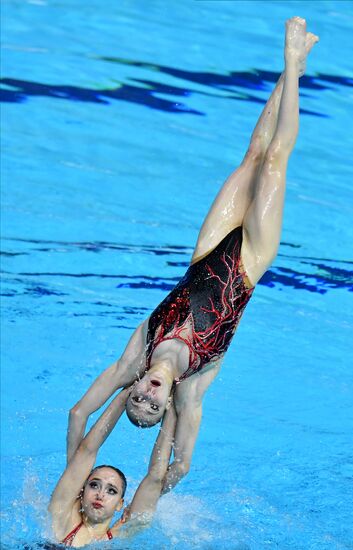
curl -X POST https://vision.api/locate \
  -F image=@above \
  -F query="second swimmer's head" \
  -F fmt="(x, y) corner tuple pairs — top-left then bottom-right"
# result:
(80, 465), (127, 523)
(125, 371), (173, 427)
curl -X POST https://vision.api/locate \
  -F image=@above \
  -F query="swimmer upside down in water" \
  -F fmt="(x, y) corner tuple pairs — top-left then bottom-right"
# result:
(49, 388), (176, 545)
(67, 18), (319, 495)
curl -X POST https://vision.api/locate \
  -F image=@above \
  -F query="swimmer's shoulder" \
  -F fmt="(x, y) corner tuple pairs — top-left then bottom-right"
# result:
(175, 359), (222, 407)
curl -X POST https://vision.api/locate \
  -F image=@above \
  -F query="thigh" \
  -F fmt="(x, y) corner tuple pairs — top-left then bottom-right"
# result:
(191, 152), (261, 263)
(241, 145), (289, 285)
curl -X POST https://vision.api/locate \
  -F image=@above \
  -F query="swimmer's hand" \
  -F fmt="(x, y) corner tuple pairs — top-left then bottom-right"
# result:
(67, 386), (132, 464)
(161, 460), (189, 494)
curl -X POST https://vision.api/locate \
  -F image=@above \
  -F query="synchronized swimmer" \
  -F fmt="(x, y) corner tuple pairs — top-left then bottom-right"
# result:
(50, 17), (318, 546)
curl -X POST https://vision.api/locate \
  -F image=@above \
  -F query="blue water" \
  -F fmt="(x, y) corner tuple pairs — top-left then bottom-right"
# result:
(1, 1), (353, 548)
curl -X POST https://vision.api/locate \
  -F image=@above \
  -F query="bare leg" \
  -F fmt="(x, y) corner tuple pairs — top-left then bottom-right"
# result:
(242, 18), (319, 286)
(192, 28), (318, 264)
(191, 76), (284, 263)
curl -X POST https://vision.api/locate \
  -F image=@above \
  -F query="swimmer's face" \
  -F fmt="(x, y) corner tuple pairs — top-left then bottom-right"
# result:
(125, 373), (172, 427)
(81, 467), (124, 522)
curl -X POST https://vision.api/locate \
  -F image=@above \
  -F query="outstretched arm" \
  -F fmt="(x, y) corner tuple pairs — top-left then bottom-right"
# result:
(162, 363), (220, 494)
(50, 388), (131, 540)
(161, 397), (201, 494)
(114, 403), (177, 531)
(67, 322), (147, 463)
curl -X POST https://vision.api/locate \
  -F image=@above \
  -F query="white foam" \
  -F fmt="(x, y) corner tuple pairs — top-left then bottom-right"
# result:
(156, 493), (217, 545)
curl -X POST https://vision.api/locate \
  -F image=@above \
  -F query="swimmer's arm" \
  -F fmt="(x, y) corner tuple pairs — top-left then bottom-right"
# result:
(49, 388), (130, 539)
(161, 399), (202, 494)
(162, 364), (220, 494)
(67, 322), (147, 463)
(112, 404), (176, 532)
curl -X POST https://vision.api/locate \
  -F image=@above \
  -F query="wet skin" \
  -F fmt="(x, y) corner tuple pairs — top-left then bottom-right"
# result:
(126, 372), (172, 423)
(81, 467), (124, 523)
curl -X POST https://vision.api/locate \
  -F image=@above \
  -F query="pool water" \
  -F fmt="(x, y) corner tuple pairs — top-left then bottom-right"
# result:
(1, 1), (353, 549)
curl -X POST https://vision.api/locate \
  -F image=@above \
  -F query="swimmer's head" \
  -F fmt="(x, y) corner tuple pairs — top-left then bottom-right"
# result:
(80, 465), (127, 522)
(125, 370), (173, 428)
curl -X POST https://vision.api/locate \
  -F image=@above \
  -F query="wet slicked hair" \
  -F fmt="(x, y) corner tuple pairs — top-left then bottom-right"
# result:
(88, 465), (127, 498)
(125, 404), (162, 428)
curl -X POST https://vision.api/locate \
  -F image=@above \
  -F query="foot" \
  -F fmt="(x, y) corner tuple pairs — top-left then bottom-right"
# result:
(285, 17), (307, 71)
(299, 31), (319, 76)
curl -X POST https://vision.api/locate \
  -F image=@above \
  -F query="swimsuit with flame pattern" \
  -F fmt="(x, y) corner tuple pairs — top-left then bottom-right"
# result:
(146, 226), (254, 382)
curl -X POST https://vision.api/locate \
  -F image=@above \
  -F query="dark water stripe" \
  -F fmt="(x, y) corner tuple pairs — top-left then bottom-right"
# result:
(300, 260), (353, 279)
(167, 255), (353, 268)
(96, 58), (353, 91)
(92, 302), (150, 312)
(2, 239), (352, 294)
(0, 75), (326, 117)
(0, 251), (29, 257)
(272, 266), (353, 292)
(1, 271), (181, 282)
(0, 77), (201, 114)
(1, 237), (192, 256)
(6, 237), (352, 264)
(24, 286), (68, 296)
(116, 281), (175, 291)
(278, 254), (353, 265)
(2, 264), (352, 294)
(278, 241), (301, 249)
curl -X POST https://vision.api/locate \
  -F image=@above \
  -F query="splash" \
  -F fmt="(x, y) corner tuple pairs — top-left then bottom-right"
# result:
(1, 459), (54, 548)
(156, 493), (217, 546)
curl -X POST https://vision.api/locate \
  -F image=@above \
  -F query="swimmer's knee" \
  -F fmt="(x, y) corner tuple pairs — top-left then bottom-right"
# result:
(263, 138), (292, 168)
(246, 138), (264, 164)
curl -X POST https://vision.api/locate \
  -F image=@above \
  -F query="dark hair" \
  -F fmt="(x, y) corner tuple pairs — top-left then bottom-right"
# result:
(89, 465), (127, 498)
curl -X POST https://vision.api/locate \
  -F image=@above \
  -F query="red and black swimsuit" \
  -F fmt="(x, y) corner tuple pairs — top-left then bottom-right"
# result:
(146, 226), (254, 381)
